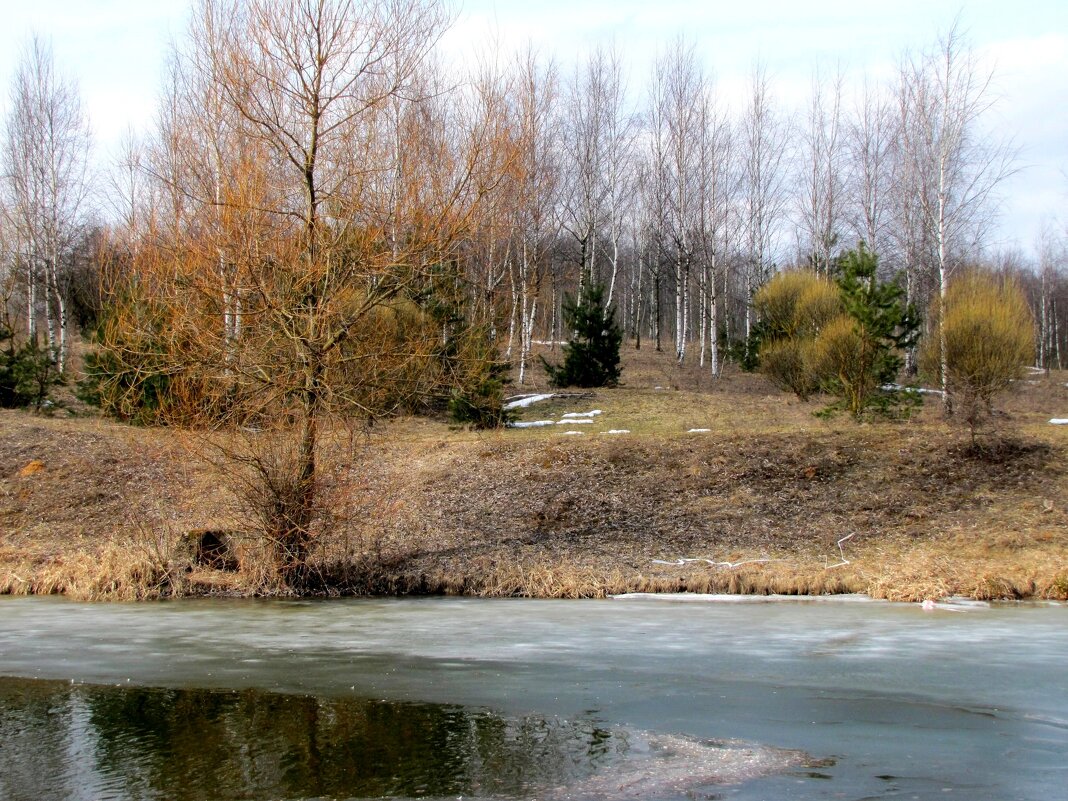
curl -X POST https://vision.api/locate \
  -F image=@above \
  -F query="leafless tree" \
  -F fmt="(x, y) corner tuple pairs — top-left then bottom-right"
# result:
(1, 35), (92, 371)
(739, 62), (791, 343)
(508, 47), (560, 384)
(898, 22), (1017, 405)
(845, 79), (895, 268)
(120, 0), (510, 579)
(692, 77), (733, 375)
(796, 65), (845, 273)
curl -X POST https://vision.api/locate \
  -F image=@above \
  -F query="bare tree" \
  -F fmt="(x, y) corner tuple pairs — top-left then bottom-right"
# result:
(1, 35), (92, 371)
(899, 22), (1017, 406)
(508, 47), (560, 385)
(693, 79), (733, 375)
(796, 66), (845, 273)
(846, 79), (895, 267)
(649, 39), (706, 364)
(739, 62), (791, 344)
(117, 0), (508, 580)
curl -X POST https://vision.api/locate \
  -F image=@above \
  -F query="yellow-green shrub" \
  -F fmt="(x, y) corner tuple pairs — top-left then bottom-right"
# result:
(754, 270), (842, 340)
(755, 270), (842, 398)
(808, 315), (871, 417)
(926, 271), (1033, 429)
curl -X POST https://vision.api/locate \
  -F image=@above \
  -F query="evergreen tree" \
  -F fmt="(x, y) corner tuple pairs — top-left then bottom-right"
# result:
(0, 324), (63, 411)
(810, 243), (920, 416)
(542, 282), (622, 388)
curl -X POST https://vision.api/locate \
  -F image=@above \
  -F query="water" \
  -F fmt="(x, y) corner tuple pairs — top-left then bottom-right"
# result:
(0, 595), (1065, 800)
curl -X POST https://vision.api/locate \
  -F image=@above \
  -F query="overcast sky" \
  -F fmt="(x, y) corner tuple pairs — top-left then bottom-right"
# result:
(2, 0), (1065, 257)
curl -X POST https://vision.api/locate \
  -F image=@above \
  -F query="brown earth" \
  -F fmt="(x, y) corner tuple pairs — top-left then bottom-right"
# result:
(2, 346), (1067, 602)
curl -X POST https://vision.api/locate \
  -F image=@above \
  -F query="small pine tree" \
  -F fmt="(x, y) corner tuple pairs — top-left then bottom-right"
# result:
(812, 243), (920, 417)
(0, 325), (64, 412)
(542, 282), (622, 388)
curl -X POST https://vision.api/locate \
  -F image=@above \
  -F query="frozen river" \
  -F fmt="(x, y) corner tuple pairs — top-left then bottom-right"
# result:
(0, 595), (1065, 800)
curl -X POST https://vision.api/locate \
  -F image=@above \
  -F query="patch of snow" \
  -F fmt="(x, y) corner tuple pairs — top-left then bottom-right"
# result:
(531, 340), (567, 346)
(611, 593), (876, 604)
(557, 418), (592, 425)
(882, 383), (945, 396)
(654, 386), (665, 390)
(1049, 419), (1068, 425)
(510, 420), (555, 428)
(602, 429), (630, 435)
(919, 598), (990, 612)
(1025, 366), (1046, 374)
(560, 430), (585, 436)
(652, 556), (783, 569)
(561, 409), (603, 418)
(504, 393), (555, 409)
(687, 428), (711, 433)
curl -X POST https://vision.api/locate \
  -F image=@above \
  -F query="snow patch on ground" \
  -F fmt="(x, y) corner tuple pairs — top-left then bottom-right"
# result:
(560, 430), (585, 436)
(504, 393), (555, 410)
(602, 429), (630, 435)
(882, 383), (945, 396)
(561, 410), (602, 418)
(1049, 419), (1068, 425)
(1025, 366), (1046, 374)
(687, 428), (711, 433)
(557, 418), (592, 425)
(511, 420), (555, 428)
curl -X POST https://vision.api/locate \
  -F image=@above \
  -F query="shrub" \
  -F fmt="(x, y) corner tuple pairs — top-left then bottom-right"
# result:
(754, 270), (842, 340)
(754, 270), (842, 398)
(760, 337), (820, 400)
(925, 271), (1033, 435)
(542, 281), (622, 388)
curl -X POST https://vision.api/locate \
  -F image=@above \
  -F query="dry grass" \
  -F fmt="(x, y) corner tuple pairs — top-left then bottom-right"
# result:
(3, 346), (1068, 602)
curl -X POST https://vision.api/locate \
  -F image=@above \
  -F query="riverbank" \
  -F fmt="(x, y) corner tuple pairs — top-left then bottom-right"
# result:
(3, 350), (1067, 602)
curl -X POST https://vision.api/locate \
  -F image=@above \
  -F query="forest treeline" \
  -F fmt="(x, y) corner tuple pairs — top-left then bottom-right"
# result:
(2, 0), (1066, 390)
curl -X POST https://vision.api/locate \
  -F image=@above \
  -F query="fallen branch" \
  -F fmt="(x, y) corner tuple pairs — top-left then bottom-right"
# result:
(824, 533), (855, 569)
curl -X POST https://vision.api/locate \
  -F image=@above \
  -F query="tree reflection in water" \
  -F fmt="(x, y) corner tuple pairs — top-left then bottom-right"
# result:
(0, 677), (625, 800)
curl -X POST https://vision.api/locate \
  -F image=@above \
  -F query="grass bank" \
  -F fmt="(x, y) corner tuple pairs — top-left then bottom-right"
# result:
(2, 347), (1067, 602)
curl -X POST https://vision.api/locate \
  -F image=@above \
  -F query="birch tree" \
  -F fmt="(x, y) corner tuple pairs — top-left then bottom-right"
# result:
(739, 63), (791, 344)
(650, 39), (704, 363)
(509, 48), (560, 384)
(796, 66), (845, 273)
(846, 80), (895, 268)
(899, 23), (1017, 406)
(1, 35), (92, 372)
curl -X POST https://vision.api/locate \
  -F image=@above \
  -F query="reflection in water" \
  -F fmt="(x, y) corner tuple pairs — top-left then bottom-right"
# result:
(0, 677), (796, 801)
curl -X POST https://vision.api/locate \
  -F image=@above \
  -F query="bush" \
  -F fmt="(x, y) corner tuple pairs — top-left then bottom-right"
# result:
(760, 337), (820, 400)
(0, 325), (63, 412)
(754, 270), (842, 398)
(753, 245), (919, 417)
(446, 335), (513, 429)
(924, 271), (1033, 434)
(542, 281), (622, 388)
(754, 270), (842, 340)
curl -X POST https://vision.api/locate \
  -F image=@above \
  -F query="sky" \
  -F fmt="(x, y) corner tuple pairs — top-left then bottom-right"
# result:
(1, 0), (1066, 257)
